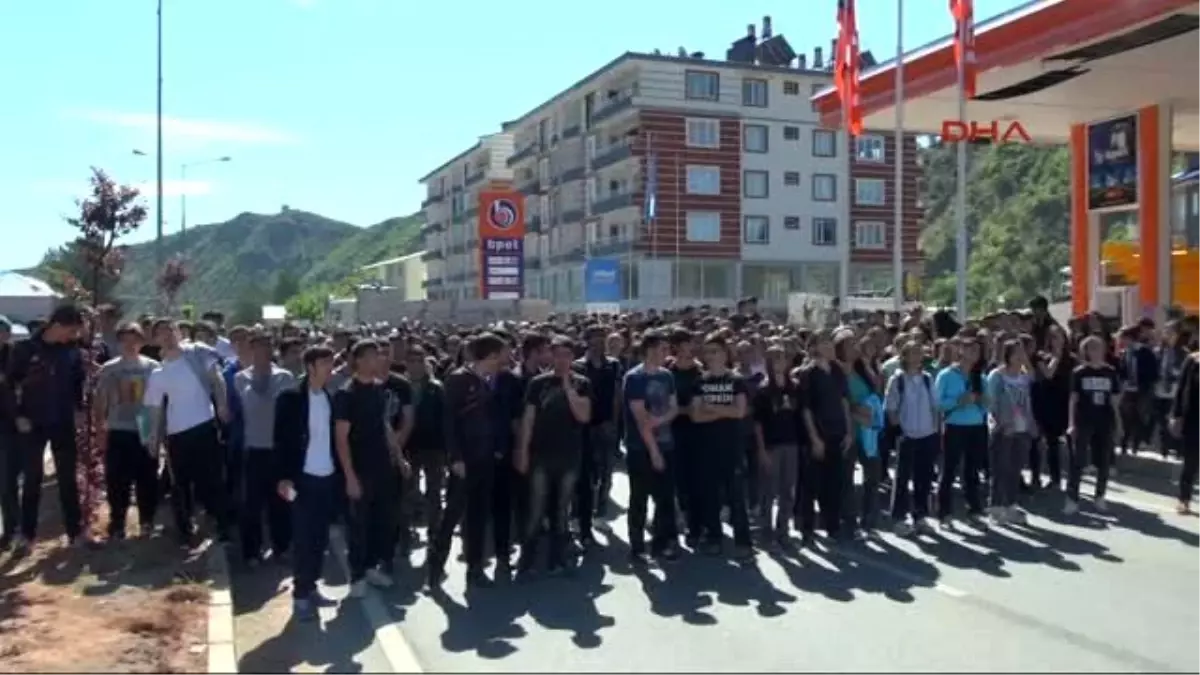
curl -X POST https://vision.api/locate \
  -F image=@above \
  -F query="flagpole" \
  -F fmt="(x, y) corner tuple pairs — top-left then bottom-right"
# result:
(954, 30), (969, 319)
(892, 0), (905, 311)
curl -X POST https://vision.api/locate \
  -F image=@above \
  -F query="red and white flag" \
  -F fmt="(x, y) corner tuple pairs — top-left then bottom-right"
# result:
(835, 0), (863, 136)
(950, 0), (977, 98)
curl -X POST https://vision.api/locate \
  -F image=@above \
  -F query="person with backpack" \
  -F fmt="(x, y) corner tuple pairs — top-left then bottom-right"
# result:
(142, 318), (232, 547)
(884, 341), (941, 536)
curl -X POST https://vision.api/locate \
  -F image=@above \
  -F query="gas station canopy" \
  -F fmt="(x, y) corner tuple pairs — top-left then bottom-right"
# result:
(812, 0), (1199, 149)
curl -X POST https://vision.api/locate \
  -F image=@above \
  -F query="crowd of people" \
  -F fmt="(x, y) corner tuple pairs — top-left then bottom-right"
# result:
(0, 296), (1196, 622)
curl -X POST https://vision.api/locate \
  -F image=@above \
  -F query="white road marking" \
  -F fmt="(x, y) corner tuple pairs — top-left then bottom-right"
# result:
(329, 530), (424, 674)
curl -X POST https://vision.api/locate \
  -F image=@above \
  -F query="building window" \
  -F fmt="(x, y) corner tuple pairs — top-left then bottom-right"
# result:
(743, 170), (769, 198)
(813, 173), (837, 201)
(810, 83), (824, 111)
(783, 125), (800, 141)
(784, 216), (801, 230)
(855, 178), (886, 206)
(686, 165), (721, 195)
(685, 70), (720, 101)
(783, 81), (800, 95)
(742, 78), (768, 107)
(686, 118), (720, 148)
(686, 211), (721, 242)
(743, 216), (770, 244)
(812, 129), (837, 157)
(856, 135), (886, 162)
(783, 171), (800, 186)
(854, 221), (887, 249)
(743, 124), (769, 153)
(813, 217), (837, 246)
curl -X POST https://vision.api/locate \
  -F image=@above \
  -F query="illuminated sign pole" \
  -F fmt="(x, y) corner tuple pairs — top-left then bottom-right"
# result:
(477, 188), (526, 301)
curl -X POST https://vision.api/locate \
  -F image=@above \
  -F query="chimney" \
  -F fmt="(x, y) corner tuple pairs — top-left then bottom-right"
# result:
(746, 23), (756, 41)
(797, 53), (807, 70)
(813, 46), (823, 69)
(762, 15), (773, 40)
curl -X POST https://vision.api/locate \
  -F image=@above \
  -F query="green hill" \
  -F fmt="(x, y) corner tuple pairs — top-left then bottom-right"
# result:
(32, 208), (424, 315)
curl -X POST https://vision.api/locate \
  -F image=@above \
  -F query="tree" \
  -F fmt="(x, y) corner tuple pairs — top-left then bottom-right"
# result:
(60, 167), (147, 306)
(157, 255), (190, 315)
(272, 269), (301, 304)
(230, 287), (267, 326)
(63, 167), (146, 537)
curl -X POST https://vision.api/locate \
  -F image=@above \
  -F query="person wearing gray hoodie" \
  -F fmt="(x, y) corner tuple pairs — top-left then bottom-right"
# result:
(985, 339), (1037, 525)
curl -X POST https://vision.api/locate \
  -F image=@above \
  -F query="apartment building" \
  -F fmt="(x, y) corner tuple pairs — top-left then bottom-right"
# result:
(849, 132), (924, 296)
(360, 251), (427, 301)
(418, 18), (923, 309)
(419, 133), (515, 299)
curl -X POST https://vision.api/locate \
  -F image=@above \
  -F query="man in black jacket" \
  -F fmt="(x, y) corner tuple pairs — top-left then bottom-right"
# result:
(426, 332), (507, 589)
(274, 345), (340, 621)
(4, 305), (86, 550)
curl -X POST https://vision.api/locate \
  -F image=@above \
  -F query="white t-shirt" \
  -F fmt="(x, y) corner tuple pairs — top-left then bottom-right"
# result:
(215, 337), (236, 363)
(143, 355), (216, 435)
(303, 390), (335, 477)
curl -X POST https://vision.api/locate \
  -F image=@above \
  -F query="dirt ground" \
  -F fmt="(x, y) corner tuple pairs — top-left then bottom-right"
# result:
(0, 475), (210, 674)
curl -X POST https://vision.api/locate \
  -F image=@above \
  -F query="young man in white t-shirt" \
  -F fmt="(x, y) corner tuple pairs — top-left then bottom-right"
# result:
(142, 319), (232, 547)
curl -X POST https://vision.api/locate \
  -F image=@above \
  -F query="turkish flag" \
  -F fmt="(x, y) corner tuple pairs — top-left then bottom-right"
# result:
(834, 0), (863, 136)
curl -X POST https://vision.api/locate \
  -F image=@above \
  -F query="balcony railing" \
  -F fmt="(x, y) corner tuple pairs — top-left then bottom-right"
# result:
(507, 143), (537, 166)
(591, 141), (633, 171)
(550, 247), (587, 266)
(588, 238), (635, 258)
(420, 193), (444, 208)
(558, 165), (585, 183)
(562, 123), (582, 140)
(420, 219), (444, 233)
(592, 192), (635, 215)
(421, 249), (444, 261)
(560, 208), (584, 224)
(465, 169), (486, 186)
(518, 176), (542, 195)
(591, 92), (635, 125)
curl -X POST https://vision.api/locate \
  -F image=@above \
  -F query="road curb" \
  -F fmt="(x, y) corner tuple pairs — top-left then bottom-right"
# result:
(205, 544), (238, 674)
(329, 529), (424, 673)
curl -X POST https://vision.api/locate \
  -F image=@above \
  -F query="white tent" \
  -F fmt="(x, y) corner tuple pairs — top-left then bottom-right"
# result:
(0, 272), (61, 323)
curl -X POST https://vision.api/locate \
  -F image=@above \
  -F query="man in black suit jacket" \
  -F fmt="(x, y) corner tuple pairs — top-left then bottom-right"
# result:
(274, 345), (340, 621)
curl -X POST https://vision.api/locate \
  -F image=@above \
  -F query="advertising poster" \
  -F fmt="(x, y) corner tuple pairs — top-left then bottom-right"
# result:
(477, 189), (525, 300)
(584, 258), (621, 314)
(1088, 115), (1138, 210)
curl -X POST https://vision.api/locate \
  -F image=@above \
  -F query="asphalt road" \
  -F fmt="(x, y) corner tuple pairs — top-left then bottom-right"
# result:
(379, 467), (1199, 673)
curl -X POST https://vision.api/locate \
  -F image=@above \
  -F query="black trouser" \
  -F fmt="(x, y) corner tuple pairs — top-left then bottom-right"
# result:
(345, 464), (399, 580)
(240, 449), (292, 560)
(523, 463), (577, 566)
(590, 421), (618, 515)
(1031, 432), (1064, 488)
(105, 429), (159, 536)
(672, 424), (695, 519)
(1179, 429), (1198, 505)
(798, 434), (844, 537)
(291, 473), (339, 600)
(223, 425), (241, 517)
(492, 455), (516, 566)
(1152, 397), (1177, 458)
(626, 446), (677, 554)
(0, 432), (15, 539)
(693, 442), (751, 547)
(166, 421), (231, 542)
(575, 430), (598, 540)
(409, 448), (446, 534)
(4, 425), (82, 541)
(939, 424), (986, 518)
(429, 457), (493, 575)
(1067, 425), (1112, 502)
(1119, 391), (1153, 452)
(890, 433), (939, 522)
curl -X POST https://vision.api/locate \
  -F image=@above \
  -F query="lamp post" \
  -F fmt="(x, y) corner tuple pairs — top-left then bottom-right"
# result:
(155, 0), (164, 278)
(180, 156), (231, 248)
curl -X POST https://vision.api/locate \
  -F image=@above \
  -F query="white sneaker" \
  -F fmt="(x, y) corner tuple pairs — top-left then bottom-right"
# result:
(1093, 497), (1108, 512)
(365, 568), (395, 589)
(349, 580), (368, 598)
(1062, 499), (1079, 515)
(1007, 506), (1026, 524)
(987, 506), (1009, 524)
(893, 521), (915, 537)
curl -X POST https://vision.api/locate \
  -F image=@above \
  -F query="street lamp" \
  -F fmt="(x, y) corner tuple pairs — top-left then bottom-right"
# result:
(180, 156), (231, 244)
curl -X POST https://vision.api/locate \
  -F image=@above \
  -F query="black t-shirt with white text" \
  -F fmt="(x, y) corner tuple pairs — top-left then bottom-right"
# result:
(1071, 363), (1119, 429)
(690, 370), (748, 457)
(753, 376), (799, 447)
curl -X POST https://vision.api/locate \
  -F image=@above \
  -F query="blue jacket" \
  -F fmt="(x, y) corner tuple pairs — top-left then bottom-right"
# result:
(858, 393), (884, 458)
(935, 364), (987, 427)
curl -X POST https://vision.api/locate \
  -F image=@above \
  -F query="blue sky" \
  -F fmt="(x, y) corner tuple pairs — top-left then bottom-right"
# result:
(0, 0), (1023, 270)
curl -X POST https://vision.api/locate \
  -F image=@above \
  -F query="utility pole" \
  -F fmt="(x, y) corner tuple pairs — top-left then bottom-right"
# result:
(154, 0), (164, 277)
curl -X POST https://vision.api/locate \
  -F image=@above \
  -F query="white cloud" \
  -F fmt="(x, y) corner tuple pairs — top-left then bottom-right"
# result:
(65, 110), (298, 145)
(30, 179), (212, 198)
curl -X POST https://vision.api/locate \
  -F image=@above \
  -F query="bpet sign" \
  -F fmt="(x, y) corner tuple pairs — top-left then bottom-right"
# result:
(1087, 115), (1138, 210)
